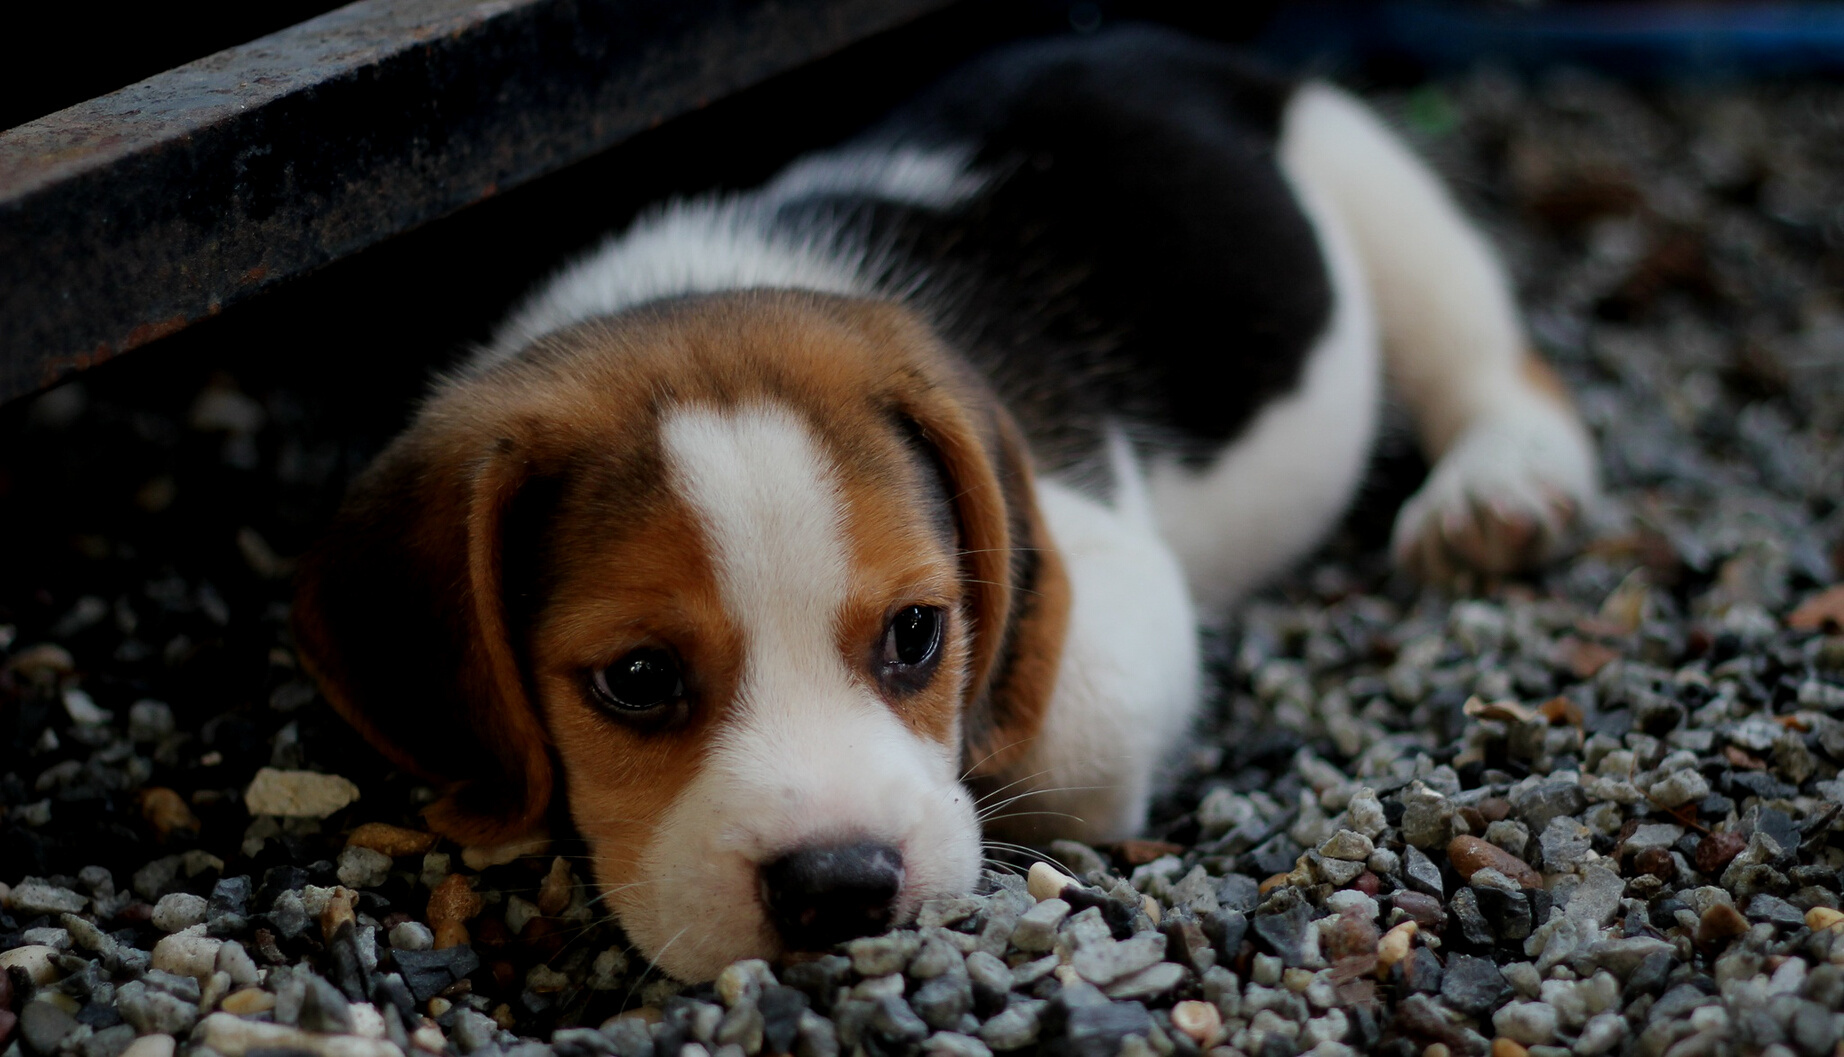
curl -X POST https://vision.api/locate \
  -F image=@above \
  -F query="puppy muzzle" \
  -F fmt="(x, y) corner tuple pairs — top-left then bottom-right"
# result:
(760, 840), (906, 950)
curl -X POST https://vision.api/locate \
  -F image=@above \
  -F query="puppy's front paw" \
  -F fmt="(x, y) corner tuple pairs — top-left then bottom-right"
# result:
(1392, 409), (1597, 587)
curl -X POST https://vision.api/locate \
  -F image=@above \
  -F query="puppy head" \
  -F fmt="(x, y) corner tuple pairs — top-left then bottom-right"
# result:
(293, 291), (1068, 980)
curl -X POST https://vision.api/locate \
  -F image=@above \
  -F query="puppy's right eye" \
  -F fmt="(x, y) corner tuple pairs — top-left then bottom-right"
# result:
(590, 648), (685, 713)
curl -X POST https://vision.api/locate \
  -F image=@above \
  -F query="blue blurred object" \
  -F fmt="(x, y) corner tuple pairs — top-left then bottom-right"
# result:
(1258, 1), (1844, 78)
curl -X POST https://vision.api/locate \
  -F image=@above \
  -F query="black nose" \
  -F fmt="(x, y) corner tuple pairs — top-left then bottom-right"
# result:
(761, 841), (905, 950)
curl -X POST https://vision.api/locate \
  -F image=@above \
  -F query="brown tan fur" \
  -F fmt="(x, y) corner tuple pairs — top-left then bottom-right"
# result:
(293, 291), (1070, 875)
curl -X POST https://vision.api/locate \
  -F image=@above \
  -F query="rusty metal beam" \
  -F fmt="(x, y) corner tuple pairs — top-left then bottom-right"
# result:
(0, 0), (958, 404)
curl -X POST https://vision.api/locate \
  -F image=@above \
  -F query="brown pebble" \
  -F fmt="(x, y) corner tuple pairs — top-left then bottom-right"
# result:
(470, 915), (514, 952)
(1558, 637), (1620, 679)
(1322, 909), (1381, 960)
(347, 822), (438, 857)
(1696, 903), (1748, 948)
(1805, 908), (1844, 932)
(1787, 583), (1844, 632)
(1351, 871), (1380, 896)
(1635, 848), (1677, 882)
(1492, 1038), (1530, 1057)
(1169, 1001), (1221, 1046)
(251, 928), (287, 966)
(1376, 921), (1418, 978)
(320, 887), (358, 942)
(1723, 746), (1767, 771)
(1393, 982), (1472, 1051)
(1259, 872), (1293, 895)
(138, 788), (201, 841)
(612, 1007), (665, 1027)
(1694, 831), (1747, 875)
(491, 1004), (517, 1031)
(1335, 978), (1376, 1006)
(1447, 836), (1542, 888)
(1478, 798), (1511, 823)
(6, 644), (75, 680)
(1328, 953), (1379, 984)
(537, 857), (573, 917)
(219, 988), (275, 1015)
(1112, 839), (1183, 866)
(489, 961), (517, 992)
(0, 1010), (15, 1050)
(1458, 807), (1488, 835)
(1463, 697), (1536, 724)
(427, 874), (483, 950)
(1392, 891), (1448, 930)
(1537, 696), (1584, 727)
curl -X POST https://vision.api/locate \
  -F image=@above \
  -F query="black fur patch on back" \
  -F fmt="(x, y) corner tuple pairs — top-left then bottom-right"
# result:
(773, 25), (1334, 474)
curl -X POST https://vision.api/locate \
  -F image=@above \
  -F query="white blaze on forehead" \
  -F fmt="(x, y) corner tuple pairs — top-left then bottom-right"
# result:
(631, 402), (981, 980)
(660, 403), (853, 674)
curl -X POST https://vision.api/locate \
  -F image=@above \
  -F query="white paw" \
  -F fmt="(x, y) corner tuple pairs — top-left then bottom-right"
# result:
(1392, 405), (1598, 586)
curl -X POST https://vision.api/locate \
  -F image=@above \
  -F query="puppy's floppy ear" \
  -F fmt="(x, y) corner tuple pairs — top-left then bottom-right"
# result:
(292, 414), (556, 845)
(892, 363), (1071, 782)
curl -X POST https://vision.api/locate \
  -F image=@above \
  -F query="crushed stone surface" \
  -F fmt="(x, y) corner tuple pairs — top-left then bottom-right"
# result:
(4, 67), (1844, 1057)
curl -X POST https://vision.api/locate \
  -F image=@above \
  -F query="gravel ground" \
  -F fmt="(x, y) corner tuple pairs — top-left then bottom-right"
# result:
(4, 66), (1844, 1057)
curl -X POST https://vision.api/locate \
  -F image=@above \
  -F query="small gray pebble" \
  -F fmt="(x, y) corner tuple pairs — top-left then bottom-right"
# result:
(795, 1011), (839, 1057)
(80, 1024), (137, 1057)
(910, 933), (965, 980)
(601, 1018), (654, 1057)
(872, 996), (930, 1043)
(216, 940), (259, 987)
(978, 1001), (1046, 1051)
(715, 1002), (764, 1054)
(20, 999), (80, 1053)
(7, 882), (87, 916)
(910, 972), (974, 1031)
(922, 1032), (993, 1057)
(21, 926), (71, 950)
(115, 979), (200, 1036)
(847, 933), (920, 978)
(268, 890), (309, 939)
(964, 951), (1012, 1014)
(453, 1009), (501, 1054)
(297, 973), (354, 1034)
(141, 970), (202, 1003)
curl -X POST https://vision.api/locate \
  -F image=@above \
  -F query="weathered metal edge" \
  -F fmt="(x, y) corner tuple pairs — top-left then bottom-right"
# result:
(0, 0), (956, 404)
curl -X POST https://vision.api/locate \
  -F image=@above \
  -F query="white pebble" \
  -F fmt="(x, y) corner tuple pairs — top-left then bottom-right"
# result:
(120, 1036), (177, 1057)
(504, 895), (540, 936)
(152, 925), (223, 980)
(152, 893), (209, 933)
(217, 941), (260, 987)
(1026, 862), (1075, 902)
(389, 921), (434, 951)
(348, 1003), (387, 1039)
(336, 846), (393, 889)
(1493, 1000), (1559, 1045)
(0, 944), (62, 985)
(195, 1011), (402, 1057)
(62, 687), (113, 726)
(243, 767), (360, 819)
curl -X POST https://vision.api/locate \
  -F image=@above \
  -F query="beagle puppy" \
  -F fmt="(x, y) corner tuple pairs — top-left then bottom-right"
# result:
(293, 27), (1597, 982)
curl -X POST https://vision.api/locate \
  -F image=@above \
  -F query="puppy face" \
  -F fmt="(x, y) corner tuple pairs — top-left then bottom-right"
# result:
(294, 292), (1068, 980)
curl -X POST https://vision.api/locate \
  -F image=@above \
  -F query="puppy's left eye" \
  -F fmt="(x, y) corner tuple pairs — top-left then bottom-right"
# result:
(590, 648), (685, 714)
(879, 605), (943, 690)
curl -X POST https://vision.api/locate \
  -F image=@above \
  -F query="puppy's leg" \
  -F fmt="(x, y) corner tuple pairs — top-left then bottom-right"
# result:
(1280, 85), (1598, 585)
